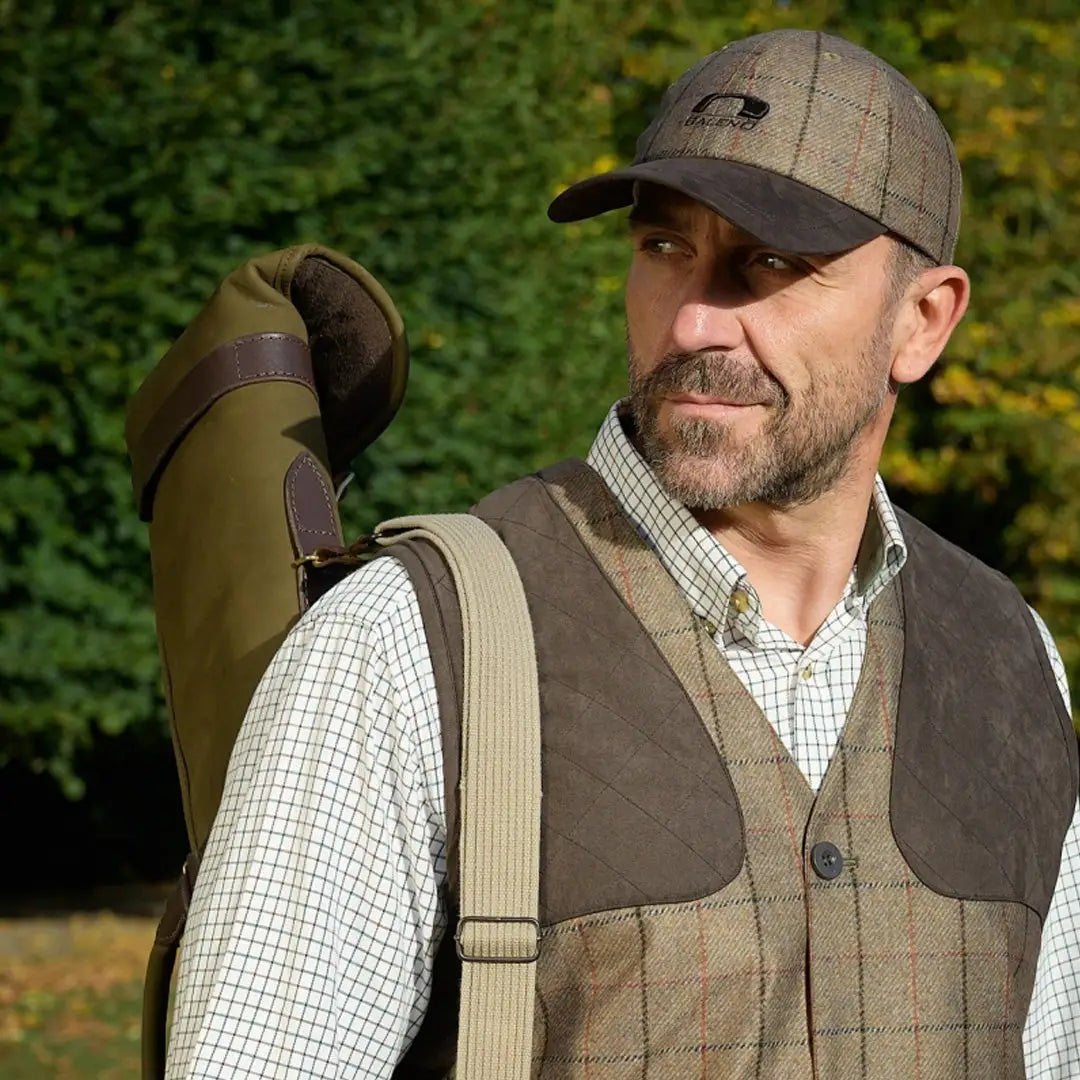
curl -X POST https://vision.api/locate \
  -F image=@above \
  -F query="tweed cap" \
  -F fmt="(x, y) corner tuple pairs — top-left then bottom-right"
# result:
(549, 30), (962, 264)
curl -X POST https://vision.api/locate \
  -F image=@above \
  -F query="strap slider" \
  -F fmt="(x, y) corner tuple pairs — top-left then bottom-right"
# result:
(454, 915), (540, 964)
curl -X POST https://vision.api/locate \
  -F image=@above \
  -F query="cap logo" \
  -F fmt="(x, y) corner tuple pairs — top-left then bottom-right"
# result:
(686, 93), (770, 131)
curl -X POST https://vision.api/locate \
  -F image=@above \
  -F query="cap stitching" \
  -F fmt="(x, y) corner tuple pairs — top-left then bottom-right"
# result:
(752, 72), (891, 123)
(879, 70), (895, 221)
(729, 49), (763, 157)
(843, 65), (879, 201)
(881, 186), (950, 230)
(941, 139), (956, 261)
(788, 31), (824, 178)
(916, 145), (929, 227)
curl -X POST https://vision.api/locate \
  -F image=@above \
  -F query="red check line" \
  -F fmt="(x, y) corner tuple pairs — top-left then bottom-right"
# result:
(577, 920), (598, 1079)
(767, 725), (803, 875)
(1001, 906), (1012, 1075)
(869, 629), (894, 754)
(844, 67), (878, 200)
(902, 865), (924, 1080)
(697, 899), (709, 1077)
(731, 52), (761, 156)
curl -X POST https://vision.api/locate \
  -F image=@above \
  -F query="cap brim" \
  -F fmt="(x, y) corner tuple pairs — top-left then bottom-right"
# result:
(548, 158), (887, 255)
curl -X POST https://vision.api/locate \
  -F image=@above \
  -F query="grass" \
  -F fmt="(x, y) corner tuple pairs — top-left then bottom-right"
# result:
(0, 913), (156, 1079)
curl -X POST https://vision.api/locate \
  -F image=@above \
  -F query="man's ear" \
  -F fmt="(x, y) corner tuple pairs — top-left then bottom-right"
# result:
(890, 265), (970, 385)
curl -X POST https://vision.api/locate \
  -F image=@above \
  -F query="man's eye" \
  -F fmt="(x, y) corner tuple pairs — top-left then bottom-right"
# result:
(640, 236), (682, 256)
(751, 252), (801, 273)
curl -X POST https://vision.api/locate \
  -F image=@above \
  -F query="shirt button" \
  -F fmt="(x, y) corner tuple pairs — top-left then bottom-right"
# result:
(730, 589), (750, 614)
(810, 841), (845, 880)
(702, 619), (718, 637)
(800, 663), (814, 680)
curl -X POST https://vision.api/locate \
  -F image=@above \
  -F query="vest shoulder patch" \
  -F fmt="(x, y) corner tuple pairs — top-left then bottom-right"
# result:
(892, 509), (1079, 920)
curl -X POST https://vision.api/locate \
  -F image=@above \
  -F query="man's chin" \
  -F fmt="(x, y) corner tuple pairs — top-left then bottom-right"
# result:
(648, 450), (756, 511)
(650, 419), (750, 465)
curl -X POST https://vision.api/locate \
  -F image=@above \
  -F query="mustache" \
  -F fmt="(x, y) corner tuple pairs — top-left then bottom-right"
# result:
(633, 351), (787, 409)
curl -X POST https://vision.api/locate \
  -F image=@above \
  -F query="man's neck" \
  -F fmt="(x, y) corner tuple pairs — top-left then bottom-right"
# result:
(693, 468), (878, 647)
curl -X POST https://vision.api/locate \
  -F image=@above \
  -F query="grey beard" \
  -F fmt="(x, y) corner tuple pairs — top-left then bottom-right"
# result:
(628, 335), (892, 511)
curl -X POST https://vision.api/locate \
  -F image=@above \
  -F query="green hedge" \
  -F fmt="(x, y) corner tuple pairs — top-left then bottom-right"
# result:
(2, 0), (1078, 797)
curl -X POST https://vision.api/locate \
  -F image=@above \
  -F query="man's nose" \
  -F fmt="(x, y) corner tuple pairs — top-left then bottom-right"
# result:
(669, 293), (747, 356)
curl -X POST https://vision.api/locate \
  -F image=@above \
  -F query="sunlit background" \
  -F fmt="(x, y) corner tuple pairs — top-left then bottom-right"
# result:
(1, 1), (1077, 1074)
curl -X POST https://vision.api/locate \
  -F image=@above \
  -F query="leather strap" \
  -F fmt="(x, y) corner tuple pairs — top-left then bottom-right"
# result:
(284, 451), (344, 611)
(132, 332), (315, 521)
(376, 514), (542, 1080)
(142, 852), (200, 1080)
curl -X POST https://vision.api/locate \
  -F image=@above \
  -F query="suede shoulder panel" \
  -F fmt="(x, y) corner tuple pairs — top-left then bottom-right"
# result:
(892, 506), (1078, 920)
(380, 468), (745, 926)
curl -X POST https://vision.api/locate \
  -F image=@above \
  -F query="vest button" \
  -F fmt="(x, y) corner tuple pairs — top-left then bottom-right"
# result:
(810, 841), (845, 880)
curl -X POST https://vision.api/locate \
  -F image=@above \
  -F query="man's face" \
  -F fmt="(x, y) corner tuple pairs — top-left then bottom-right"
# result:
(625, 186), (902, 511)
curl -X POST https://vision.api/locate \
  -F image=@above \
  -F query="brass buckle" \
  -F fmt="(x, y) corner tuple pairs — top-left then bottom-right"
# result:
(291, 534), (379, 570)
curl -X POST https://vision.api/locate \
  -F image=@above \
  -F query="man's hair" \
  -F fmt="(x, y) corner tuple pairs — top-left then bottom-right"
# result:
(882, 238), (938, 394)
(886, 237), (936, 308)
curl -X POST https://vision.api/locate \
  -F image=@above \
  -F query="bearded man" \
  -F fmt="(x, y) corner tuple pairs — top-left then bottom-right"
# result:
(166, 29), (1080, 1080)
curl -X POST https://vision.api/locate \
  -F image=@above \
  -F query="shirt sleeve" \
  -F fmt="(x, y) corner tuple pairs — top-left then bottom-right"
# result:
(165, 555), (447, 1080)
(1023, 606), (1080, 1078)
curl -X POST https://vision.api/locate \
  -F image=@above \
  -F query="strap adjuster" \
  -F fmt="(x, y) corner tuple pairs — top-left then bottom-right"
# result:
(454, 915), (540, 964)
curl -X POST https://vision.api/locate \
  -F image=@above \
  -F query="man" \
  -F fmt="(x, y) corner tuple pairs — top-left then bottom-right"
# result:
(167, 29), (1079, 1079)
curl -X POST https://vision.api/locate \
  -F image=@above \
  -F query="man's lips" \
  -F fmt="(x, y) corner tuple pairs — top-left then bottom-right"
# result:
(666, 393), (762, 409)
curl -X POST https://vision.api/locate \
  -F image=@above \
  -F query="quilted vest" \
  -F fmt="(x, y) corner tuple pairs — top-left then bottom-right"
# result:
(385, 459), (1077, 1080)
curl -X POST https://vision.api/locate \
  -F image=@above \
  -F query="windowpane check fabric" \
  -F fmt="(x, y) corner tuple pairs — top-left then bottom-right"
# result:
(167, 400), (1080, 1079)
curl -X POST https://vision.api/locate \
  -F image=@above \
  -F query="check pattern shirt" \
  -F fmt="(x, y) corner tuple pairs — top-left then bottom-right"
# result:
(168, 401), (1080, 1079)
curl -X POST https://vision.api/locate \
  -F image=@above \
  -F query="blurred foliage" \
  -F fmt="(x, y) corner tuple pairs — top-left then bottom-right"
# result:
(0, 913), (153, 1077)
(1, 0), (1078, 797)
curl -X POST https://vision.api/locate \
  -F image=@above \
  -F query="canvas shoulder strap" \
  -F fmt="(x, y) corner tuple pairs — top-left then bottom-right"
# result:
(376, 514), (542, 1080)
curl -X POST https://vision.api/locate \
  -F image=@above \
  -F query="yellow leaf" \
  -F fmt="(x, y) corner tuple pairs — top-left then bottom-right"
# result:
(1041, 302), (1080, 329)
(1042, 386), (1078, 413)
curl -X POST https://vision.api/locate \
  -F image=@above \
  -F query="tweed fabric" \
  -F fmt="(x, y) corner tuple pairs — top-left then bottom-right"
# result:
(632, 30), (959, 262)
(535, 460), (1034, 1078)
(807, 578), (1035, 1079)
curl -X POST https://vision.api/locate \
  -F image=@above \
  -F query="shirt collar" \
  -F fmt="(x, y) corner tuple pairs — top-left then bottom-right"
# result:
(584, 400), (908, 635)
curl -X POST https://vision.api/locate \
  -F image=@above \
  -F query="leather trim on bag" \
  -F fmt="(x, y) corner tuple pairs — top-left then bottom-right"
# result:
(285, 451), (344, 612)
(132, 332), (315, 521)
